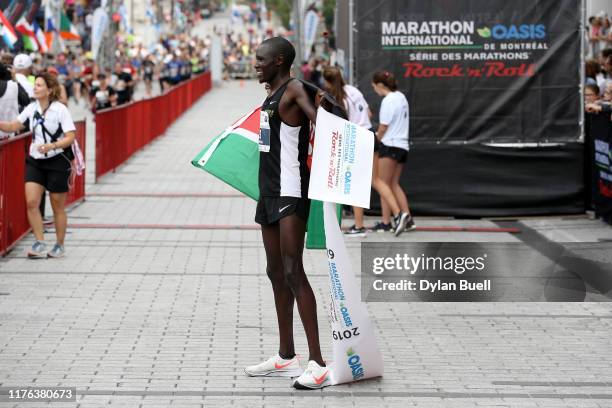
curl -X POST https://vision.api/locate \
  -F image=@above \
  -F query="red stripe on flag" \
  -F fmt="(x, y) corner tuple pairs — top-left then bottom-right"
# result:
(0, 10), (18, 37)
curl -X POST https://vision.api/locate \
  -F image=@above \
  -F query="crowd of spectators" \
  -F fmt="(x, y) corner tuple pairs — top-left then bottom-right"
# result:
(219, 25), (270, 80)
(0, 33), (210, 115)
(587, 13), (612, 59)
(584, 38), (612, 224)
(585, 47), (612, 105)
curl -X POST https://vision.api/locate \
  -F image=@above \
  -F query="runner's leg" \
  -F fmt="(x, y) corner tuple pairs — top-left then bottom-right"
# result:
(279, 214), (324, 366)
(262, 223), (296, 358)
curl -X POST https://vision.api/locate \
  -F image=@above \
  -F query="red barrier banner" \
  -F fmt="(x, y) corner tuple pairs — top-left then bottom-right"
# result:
(0, 134), (29, 256)
(95, 72), (212, 180)
(0, 121), (87, 256)
(66, 121), (87, 207)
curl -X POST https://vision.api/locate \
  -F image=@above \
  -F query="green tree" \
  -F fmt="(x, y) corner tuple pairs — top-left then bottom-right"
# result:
(322, 0), (335, 30)
(266, 0), (292, 29)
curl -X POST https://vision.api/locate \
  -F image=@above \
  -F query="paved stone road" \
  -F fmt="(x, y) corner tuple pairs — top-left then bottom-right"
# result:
(1, 76), (612, 407)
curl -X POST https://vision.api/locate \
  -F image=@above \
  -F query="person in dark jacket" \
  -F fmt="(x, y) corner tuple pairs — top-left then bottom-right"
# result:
(0, 63), (32, 113)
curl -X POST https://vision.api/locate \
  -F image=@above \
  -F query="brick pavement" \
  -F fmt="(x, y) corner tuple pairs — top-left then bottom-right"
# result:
(1, 78), (612, 407)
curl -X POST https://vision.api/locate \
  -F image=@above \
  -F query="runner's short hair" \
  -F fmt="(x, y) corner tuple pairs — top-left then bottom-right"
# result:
(262, 37), (296, 69)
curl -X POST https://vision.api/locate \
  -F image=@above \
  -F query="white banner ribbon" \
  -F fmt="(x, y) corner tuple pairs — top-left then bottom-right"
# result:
(323, 201), (384, 385)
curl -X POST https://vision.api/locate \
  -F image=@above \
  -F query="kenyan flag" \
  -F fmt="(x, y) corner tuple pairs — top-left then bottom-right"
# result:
(191, 106), (332, 249)
(192, 107), (261, 200)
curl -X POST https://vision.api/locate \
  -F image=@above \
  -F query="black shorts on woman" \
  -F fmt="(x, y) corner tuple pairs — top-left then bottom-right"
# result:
(25, 154), (72, 193)
(378, 142), (408, 163)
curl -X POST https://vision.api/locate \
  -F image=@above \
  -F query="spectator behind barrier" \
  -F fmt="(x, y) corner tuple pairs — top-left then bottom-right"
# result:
(604, 81), (612, 102)
(112, 62), (134, 105)
(584, 80), (612, 224)
(45, 67), (69, 106)
(0, 72), (78, 258)
(586, 59), (601, 85)
(89, 74), (117, 112)
(0, 63), (30, 138)
(13, 54), (34, 99)
(585, 83), (600, 105)
(586, 82), (611, 115)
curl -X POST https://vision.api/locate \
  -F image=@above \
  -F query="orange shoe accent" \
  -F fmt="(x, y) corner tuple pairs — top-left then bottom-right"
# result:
(274, 360), (294, 369)
(314, 371), (329, 385)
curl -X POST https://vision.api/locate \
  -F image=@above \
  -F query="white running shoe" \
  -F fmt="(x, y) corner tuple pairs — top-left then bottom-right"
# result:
(27, 241), (47, 259)
(292, 360), (331, 390)
(244, 354), (303, 377)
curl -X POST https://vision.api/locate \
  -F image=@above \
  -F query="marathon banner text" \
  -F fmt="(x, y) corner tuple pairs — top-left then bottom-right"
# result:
(355, 0), (581, 143)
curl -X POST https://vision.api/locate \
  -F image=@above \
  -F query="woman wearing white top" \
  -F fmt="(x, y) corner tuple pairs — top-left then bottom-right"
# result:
(322, 67), (410, 237)
(371, 70), (414, 232)
(0, 72), (76, 259)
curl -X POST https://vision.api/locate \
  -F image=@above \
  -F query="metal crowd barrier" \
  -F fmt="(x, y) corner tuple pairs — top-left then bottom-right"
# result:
(0, 121), (86, 256)
(95, 71), (212, 180)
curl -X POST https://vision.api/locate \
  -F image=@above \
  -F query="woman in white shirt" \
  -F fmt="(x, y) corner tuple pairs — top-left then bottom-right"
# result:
(0, 72), (76, 259)
(371, 70), (414, 233)
(322, 66), (410, 237)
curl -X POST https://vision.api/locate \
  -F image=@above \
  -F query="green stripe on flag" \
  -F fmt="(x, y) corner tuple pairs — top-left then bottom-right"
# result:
(22, 35), (37, 51)
(60, 12), (72, 32)
(191, 118), (339, 250)
(191, 131), (260, 200)
(305, 200), (342, 249)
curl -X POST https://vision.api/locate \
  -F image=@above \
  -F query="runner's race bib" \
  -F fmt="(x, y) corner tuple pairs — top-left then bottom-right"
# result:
(259, 110), (270, 152)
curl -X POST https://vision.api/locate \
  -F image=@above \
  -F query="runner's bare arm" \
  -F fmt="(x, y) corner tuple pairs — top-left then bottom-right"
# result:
(289, 80), (317, 123)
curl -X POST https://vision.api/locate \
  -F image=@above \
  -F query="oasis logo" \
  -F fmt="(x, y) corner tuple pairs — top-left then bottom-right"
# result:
(477, 24), (546, 40)
(346, 348), (365, 380)
(340, 302), (352, 326)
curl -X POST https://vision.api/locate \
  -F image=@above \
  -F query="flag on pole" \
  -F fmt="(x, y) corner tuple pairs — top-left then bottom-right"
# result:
(59, 11), (81, 40)
(0, 10), (18, 49)
(33, 21), (47, 53)
(45, 14), (56, 50)
(16, 17), (38, 51)
(45, 4), (66, 52)
(191, 105), (333, 249)
(15, 16), (35, 36)
(21, 35), (37, 51)
(91, 7), (108, 60)
(192, 107), (261, 200)
(191, 81), (347, 249)
(33, 20), (48, 53)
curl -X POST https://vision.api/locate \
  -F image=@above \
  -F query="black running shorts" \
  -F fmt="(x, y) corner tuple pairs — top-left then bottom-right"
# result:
(255, 196), (311, 226)
(25, 155), (72, 193)
(378, 143), (408, 163)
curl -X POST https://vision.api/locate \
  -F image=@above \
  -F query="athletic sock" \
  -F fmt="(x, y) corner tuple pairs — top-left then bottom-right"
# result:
(278, 351), (296, 360)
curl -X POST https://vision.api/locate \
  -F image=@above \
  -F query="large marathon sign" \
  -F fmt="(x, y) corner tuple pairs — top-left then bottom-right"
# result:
(355, 0), (581, 143)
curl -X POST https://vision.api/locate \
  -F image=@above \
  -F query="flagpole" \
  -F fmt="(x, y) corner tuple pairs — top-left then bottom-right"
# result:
(294, 0), (302, 79)
(57, 0), (62, 52)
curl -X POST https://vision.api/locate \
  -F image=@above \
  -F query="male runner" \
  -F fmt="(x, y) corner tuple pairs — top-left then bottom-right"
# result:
(244, 37), (329, 390)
